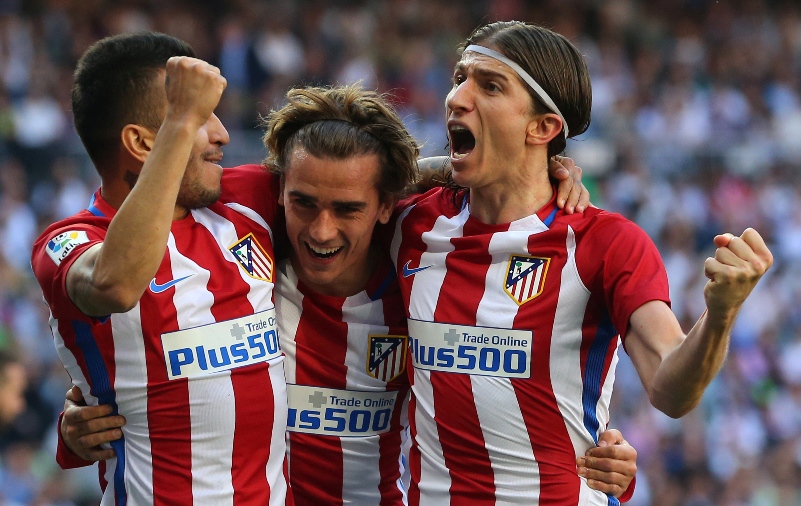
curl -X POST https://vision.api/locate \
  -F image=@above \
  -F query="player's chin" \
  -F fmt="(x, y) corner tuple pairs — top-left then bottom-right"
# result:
(180, 185), (222, 210)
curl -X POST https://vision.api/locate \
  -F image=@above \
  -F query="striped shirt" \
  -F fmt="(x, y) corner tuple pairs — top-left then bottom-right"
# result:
(32, 166), (291, 506)
(390, 188), (669, 506)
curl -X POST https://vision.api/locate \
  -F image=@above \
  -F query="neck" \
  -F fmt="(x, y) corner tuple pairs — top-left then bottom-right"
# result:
(468, 161), (553, 225)
(100, 179), (188, 221)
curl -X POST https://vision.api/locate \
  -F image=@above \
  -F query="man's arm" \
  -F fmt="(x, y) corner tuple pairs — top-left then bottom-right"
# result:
(67, 57), (227, 316)
(625, 228), (773, 417)
(415, 155), (590, 213)
(577, 429), (637, 500)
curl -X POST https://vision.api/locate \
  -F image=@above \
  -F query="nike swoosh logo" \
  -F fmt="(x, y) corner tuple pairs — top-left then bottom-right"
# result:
(402, 261), (432, 278)
(149, 275), (192, 293)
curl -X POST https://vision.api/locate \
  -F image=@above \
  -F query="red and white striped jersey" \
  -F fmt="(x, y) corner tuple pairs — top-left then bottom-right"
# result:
(31, 165), (291, 506)
(389, 188), (669, 506)
(275, 258), (411, 506)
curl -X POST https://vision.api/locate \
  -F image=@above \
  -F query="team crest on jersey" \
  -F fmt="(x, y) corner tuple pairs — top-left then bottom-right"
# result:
(504, 255), (550, 305)
(367, 335), (408, 382)
(46, 230), (90, 266)
(228, 233), (274, 282)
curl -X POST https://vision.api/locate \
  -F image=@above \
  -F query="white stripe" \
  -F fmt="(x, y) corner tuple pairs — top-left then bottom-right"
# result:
(191, 208), (274, 315)
(408, 207), (467, 320)
(110, 303), (153, 505)
(225, 202), (274, 243)
(342, 291), (388, 504)
(168, 234), (236, 504)
(549, 226), (609, 505)
(267, 363), (289, 506)
(473, 225), (542, 503)
(275, 260), (301, 492)
(50, 313), (97, 407)
(408, 370), (451, 502)
(99, 460), (118, 506)
(252, 251), (272, 276)
(404, 207), (470, 503)
(275, 260), (301, 384)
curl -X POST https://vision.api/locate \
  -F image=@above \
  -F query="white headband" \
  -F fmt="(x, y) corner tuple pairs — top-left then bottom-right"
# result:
(464, 44), (568, 140)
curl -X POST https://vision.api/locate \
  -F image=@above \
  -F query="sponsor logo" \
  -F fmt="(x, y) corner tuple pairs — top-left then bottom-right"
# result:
(402, 260), (432, 278)
(366, 335), (408, 382)
(46, 231), (90, 265)
(504, 255), (550, 305)
(162, 308), (280, 380)
(286, 384), (398, 437)
(149, 275), (192, 294)
(229, 233), (274, 282)
(408, 319), (532, 379)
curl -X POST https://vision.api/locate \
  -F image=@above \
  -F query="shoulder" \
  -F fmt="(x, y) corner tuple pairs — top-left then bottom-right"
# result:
(219, 164), (281, 224)
(396, 187), (462, 217)
(220, 164), (278, 198)
(32, 213), (108, 266)
(560, 207), (651, 246)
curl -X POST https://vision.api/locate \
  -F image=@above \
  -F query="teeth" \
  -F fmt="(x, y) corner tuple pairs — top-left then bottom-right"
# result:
(449, 125), (468, 133)
(307, 244), (343, 259)
(309, 245), (340, 255)
(451, 152), (467, 160)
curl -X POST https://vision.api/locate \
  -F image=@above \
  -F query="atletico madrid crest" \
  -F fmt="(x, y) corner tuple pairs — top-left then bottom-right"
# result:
(228, 233), (274, 282)
(367, 335), (408, 382)
(504, 255), (550, 305)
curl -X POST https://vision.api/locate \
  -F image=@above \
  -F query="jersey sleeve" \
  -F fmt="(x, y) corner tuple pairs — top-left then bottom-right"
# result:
(55, 412), (97, 469)
(219, 165), (281, 228)
(31, 222), (107, 322)
(576, 213), (670, 342)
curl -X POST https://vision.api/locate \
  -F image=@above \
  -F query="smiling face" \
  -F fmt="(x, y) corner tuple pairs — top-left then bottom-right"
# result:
(446, 50), (542, 191)
(175, 111), (229, 212)
(279, 147), (394, 297)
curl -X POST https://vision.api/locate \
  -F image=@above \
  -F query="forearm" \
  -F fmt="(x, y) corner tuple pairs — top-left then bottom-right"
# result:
(648, 309), (734, 417)
(87, 121), (196, 311)
(412, 156), (450, 192)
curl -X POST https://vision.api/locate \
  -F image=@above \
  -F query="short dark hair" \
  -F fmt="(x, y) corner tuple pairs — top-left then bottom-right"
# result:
(262, 84), (420, 201)
(72, 32), (195, 170)
(461, 21), (592, 158)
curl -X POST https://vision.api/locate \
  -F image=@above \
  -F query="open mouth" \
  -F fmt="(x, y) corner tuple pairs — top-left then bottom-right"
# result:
(305, 243), (343, 259)
(449, 124), (475, 159)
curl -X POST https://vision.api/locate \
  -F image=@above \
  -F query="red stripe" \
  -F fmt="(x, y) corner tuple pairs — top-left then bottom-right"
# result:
(231, 364), (275, 502)
(509, 232), (580, 505)
(141, 255), (193, 505)
(291, 289), (347, 505)
(215, 207), (278, 502)
(430, 217), (500, 505)
(377, 285), (410, 506)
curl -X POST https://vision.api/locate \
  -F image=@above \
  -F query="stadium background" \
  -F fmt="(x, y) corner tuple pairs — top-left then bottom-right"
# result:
(0, 0), (800, 504)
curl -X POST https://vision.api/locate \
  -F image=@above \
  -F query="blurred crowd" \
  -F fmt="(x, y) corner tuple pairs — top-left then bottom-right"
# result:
(0, 0), (800, 504)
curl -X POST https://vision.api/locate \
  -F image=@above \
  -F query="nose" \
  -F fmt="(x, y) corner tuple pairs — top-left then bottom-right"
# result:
(308, 209), (338, 244)
(446, 80), (474, 114)
(207, 113), (230, 146)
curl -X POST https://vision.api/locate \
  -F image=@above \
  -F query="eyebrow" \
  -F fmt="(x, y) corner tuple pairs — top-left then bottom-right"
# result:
(288, 190), (368, 209)
(454, 62), (512, 83)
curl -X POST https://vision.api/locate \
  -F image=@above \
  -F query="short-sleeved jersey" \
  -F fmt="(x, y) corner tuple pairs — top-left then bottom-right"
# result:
(31, 165), (291, 506)
(389, 188), (669, 506)
(275, 258), (411, 506)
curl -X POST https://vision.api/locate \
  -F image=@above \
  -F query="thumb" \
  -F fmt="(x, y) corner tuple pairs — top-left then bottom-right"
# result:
(66, 385), (86, 405)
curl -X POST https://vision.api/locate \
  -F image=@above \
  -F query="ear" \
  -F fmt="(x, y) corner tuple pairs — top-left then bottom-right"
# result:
(377, 195), (396, 225)
(525, 113), (563, 147)
(120, 124), (158, 164)
(277, 176), (286, 207)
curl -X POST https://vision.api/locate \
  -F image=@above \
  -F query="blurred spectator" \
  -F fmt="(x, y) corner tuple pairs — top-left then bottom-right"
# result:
(0, 0), (799, 504)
